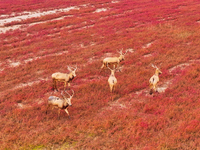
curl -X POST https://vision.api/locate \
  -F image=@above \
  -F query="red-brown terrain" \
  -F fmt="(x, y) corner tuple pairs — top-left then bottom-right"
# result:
(0, 0), (200, 149)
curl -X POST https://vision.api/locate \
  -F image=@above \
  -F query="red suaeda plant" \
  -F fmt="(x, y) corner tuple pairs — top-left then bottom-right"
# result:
(1, 0), (200, 149)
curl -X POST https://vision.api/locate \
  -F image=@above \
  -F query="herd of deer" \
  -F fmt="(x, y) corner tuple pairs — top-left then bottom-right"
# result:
(46, 49), (162, 119)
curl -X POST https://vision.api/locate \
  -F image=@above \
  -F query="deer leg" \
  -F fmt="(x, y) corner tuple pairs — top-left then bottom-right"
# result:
(149, 84), (153, 95)
(111, 90), (113, 100)
(65, 108), (70, 118)
(101, 63), (105, 69)
(113, 86), (115, 93)
(100, 63), (105, 73)
(58, 109), (61, 119)
(109, 84), (113, 93)
(117, 63), (121, 72)
(149, 89), (153, 95)
(155, 84), (159, 93)
(153, 85), (157, 92)
(52, 79), (54, 90)
(64, 82), (66, 91)
(54, 80), (58, 91)
(52, 79), (55, 91)
(46, 104), (50, 114)
(68, 83), (71, 90)
(110, 85), (114, 100)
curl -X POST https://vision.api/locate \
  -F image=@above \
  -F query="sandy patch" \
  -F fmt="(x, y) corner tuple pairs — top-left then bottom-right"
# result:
(157, 79), (173, 93)
(127, 48), (135, 53)
(143, 53), (153, 58)
(13, 78), (48, 91)
(0, 6), (79, 27)
(111, 1), (120, 3)
(16, 102), (31, 109)
(142, 41), (154, 49)
(93, 8), (109, 13)
(2, 50), (68, 71)
(169, 62), (190, 74)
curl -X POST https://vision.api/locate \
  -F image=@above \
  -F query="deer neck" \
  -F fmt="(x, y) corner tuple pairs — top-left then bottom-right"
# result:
(63, 99), (69, 106)
(110, 71), (115, 77)
(155, 72), (159, 76)
(120, 54), (125, 62)
(118, 56), (123, 61)
(155, 69), (161, 76)
(68, 72), (74, 79)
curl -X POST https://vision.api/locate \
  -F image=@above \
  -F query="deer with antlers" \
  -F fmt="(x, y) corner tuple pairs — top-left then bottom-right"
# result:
(46, 89), (74, 119)
(100, 49), (128, 72)
(52, 65), (77, 91)
(149, 64), (162, 95)
(107, 65), (118, 100)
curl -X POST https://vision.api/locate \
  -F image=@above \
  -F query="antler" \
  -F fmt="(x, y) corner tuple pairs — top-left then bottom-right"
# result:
(71, 89), (74, 97)
(61, 91), (67, 99)
(107, 65), (113, 71)
(71, 64), (77, 71)
(123, 49), (129, 55)
(64, 89), (74, 98)
(117, 48), (128, 55)
(107, 64), (116, 71)
(151, 64), (158, 69)
(67, 66), (72, 71)
(117, 49), (123, 55)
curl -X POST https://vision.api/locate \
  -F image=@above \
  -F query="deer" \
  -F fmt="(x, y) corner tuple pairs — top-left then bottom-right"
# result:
(100, 49), (128, 72)
(52, 65), (77, 91)
(107, 65), (117, 100)
(149, 64), (162, 95)
(46, 89), (74, 119)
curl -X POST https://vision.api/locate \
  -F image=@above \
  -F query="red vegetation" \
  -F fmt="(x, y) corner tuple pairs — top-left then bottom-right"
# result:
(0, 0), (200, 149)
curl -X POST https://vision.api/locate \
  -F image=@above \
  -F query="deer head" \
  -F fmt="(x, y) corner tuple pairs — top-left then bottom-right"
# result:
(117, 48), (128, 61)
(67, 64), (77, 77)
(151, 64), (162, 75)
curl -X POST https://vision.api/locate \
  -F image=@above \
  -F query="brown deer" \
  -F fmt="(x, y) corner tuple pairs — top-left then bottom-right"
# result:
(107, 65), (117, 100)
(149, 64), (162, 95)
(52, 65), (77, 91)
(100, 49), (128, 72)
(46, 89), (74, 119)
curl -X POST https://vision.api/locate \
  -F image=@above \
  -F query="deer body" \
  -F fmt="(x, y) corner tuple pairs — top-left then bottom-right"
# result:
(48, 96), (70, 109)
(100, 49), (128, 72)
(103, 56), (123, 65)
(107, 65), (117, 100)
(52, 65), (77, 91)
(149, 65), (162, 95)
(46, 90), (74, 119)
(108, 70), (117, 93)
